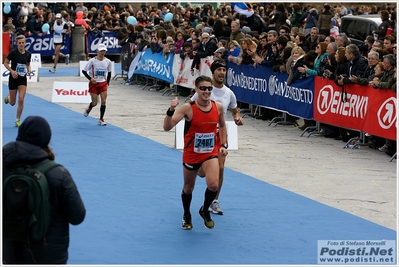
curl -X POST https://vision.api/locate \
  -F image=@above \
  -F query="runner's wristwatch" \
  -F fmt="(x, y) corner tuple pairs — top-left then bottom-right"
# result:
(221, 143), (228, 149)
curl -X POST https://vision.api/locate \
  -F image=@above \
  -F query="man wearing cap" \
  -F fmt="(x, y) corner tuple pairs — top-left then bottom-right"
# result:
(190, 59), (244, 215)
(81, 44), (112, 126)
(3, 116), (86, 263)
(49, 13), (71, 73)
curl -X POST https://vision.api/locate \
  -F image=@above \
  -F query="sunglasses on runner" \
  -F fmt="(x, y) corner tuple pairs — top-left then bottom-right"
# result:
(198, 86), (213, 91)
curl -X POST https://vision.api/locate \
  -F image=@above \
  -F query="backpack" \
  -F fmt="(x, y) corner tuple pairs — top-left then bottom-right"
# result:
(3, 161), (59, 244)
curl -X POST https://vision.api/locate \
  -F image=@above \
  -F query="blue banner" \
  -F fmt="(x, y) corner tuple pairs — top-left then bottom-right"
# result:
(87, 31), (122, 55)
(133, 50), (174, 84)
(226, 62), (314, 119)
(13, 33), (70, 56)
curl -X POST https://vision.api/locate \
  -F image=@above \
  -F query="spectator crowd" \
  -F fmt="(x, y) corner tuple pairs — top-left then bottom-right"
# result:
(3, 2), (397, 156)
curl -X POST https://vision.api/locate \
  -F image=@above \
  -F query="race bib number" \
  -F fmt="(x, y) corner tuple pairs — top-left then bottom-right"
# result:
(94, 68), (106, 78)
(194, 132), (215, 153)
(54, 31), (62, 36)
(16, 63), (27, 76)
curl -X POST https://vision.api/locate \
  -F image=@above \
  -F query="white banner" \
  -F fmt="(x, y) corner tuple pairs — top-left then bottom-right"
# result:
(52, 81), (91, 103)
(172, 56), (214, 89)
(30, 53), (42, 68)
(1, 65), (39, 83)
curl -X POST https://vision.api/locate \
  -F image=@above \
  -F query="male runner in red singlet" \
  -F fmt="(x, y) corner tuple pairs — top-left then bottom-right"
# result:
(163, 75), (228, 230)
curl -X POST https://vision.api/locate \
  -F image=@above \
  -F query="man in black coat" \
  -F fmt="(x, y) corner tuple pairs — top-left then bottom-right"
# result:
(337, 44), (368, 86)
(3, 116), (86, 264)
(26, 14), (45, 37)
(191, 32), (217, 72)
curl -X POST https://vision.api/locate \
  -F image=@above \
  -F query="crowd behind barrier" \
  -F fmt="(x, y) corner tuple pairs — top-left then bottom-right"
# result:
(124, 50), (396, 142)
(3, 2), (397, 156)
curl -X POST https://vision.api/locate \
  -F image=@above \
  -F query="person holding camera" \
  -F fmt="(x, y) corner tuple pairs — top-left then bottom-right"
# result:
(336, 44), (368, 86)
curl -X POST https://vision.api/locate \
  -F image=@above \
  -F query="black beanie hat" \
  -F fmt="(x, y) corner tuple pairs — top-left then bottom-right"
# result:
(16, 116), (52, 148)
(210, 59), (227, 74)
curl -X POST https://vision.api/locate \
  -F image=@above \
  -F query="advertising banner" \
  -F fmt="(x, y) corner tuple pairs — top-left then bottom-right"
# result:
(51, 81), (91, 103)
(13, 33), (70, 56)
(87, 31), (122, 55)
(226, 62), (314, 119)
(314, 77), (396, 140)
(133, 50), (174, 83)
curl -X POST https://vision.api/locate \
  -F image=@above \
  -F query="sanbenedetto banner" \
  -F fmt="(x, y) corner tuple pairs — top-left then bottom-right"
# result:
(314, 77), (397, 140)
(226, 62), (314, 119)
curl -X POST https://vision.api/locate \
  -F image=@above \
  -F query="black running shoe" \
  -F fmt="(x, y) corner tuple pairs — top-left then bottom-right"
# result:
(182, 214), (193, 230)
(199, 206), (214, 229)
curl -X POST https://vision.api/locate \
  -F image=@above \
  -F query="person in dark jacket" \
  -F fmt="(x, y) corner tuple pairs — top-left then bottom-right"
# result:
(373, 10), (391, 40)
(317, 5), (334, 36)
(26, 13), (45, 37)
(336, 44), (368, 86)
(3, 116), (86, 264)
(191, 32), (217, 71)
(298, 7), (319, 37)
(349, 50), (379, 86)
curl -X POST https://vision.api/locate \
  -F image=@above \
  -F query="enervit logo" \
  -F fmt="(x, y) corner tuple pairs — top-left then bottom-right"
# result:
(317, 85), (334, 115)
(317, 85), (368, 118)
(377, 97), (397, 129)
(226, 68), (233, 87)
(268, 75), (276, 96)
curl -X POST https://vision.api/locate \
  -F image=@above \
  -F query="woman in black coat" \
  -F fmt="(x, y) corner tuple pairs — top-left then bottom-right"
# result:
(3, 116), (86, 264)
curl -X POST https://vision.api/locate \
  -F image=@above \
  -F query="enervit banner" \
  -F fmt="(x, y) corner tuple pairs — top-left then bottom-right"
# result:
(87, 31), (122, 55)
(226, 62), (314, 119)
(314, 77), (397, 140)
(13, 33), (70, 56)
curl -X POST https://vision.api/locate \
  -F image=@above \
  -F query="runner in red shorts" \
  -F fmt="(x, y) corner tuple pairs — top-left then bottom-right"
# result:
(81, 43), (112, 126)
(163, 75), (228, 230)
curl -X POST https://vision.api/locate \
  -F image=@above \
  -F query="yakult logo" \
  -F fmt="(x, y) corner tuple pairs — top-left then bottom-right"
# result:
(377, 97), (397, 130)
(317, 85), (368, 118)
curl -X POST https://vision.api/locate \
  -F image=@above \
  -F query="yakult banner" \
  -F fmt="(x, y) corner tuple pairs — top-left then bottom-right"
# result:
(87, 31), (122, 55)
(13, 33), (70, 56)
(133, 50), (174, 84)
(52, 82), (91, 103)
(314, 77), (396, 140)
(226, 62), (314, 119)
(172, 56), (213, 89)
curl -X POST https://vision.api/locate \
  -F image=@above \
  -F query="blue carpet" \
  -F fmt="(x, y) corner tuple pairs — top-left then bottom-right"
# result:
(2, 85), (396, 265)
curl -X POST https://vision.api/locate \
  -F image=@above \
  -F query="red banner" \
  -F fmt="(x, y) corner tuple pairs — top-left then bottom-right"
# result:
(314, 77), (396, 140)
(2, 33), (10, 63)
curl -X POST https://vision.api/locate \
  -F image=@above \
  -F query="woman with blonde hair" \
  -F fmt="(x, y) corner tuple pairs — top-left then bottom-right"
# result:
(287, 46), (306, 85)
(236, 37), (257, 65)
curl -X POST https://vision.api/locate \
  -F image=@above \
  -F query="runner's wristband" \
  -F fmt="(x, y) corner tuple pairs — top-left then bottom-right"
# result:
(166, 108), (175, 117)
